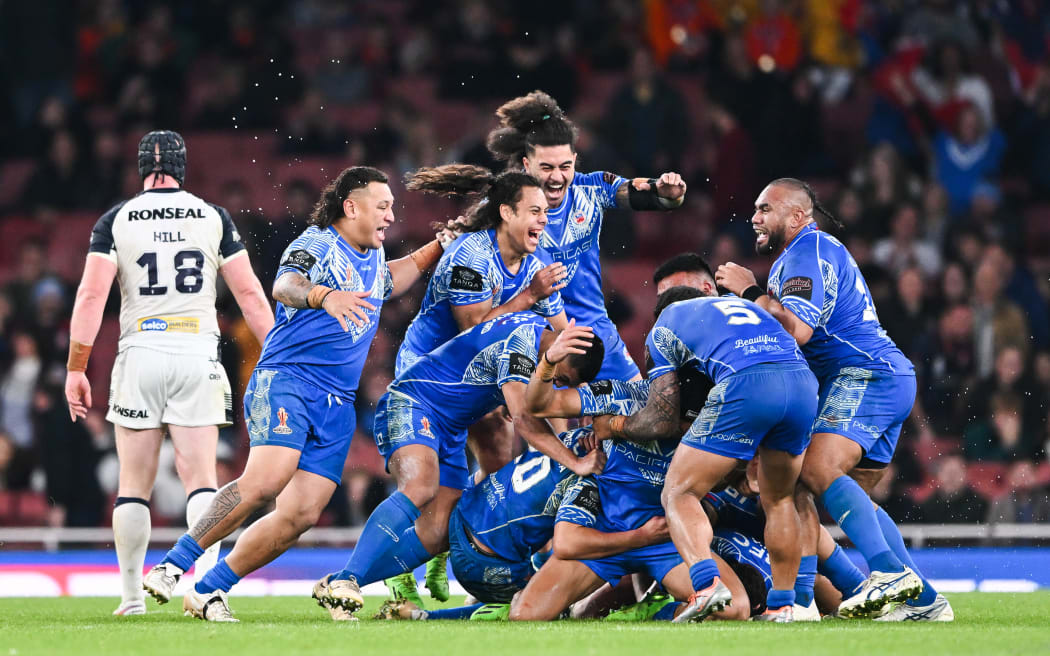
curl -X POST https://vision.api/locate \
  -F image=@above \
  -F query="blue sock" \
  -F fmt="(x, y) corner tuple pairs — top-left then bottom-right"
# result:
(425, 603), (486, 620)
(819, 545), (866, 597)
(333, 491), (431, 586)
(794, 555), (818, 607)
(195, 558), (241, 594)
(688, 559), (720, 592)
(653, 602), (682, 621)
(820, 476), (903, 573)
(875, 506), (937, 606)
(162, 534), (204, 572)
(766, 588), (795, 610)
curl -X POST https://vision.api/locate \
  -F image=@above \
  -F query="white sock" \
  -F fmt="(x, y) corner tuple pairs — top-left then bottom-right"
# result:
(112, 499), (150, 605)
(186, 488), (220, 583)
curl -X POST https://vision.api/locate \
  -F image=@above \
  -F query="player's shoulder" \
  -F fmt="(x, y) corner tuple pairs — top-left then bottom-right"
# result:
(448, 230), (495, 262)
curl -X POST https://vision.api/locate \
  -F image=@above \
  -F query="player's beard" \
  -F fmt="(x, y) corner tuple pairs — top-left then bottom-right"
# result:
(756, 228), (786, 255)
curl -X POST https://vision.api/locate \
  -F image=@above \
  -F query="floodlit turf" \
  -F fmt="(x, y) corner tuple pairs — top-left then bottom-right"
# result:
(2, 593), (1048, 656)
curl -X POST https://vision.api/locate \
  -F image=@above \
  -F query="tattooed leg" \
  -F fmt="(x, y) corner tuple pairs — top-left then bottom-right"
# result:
(224, 469), (337, 576)
(189, 445), (302, 548)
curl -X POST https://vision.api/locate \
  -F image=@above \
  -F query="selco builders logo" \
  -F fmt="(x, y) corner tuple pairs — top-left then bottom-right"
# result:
(137, 316), (200, 333)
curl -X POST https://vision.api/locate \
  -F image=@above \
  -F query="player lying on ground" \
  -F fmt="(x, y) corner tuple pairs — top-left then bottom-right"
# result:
(65, 130), (274, 616)
(715, 178), (951, 621)
(487, 90), (687, 382)
(312, 312), (607, 619)
(141, 166), (447, 622)
(387, 165), (569, 604)
(591, 285), (819, 622)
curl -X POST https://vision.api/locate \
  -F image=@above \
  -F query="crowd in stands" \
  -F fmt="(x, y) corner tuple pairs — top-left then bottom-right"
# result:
(0, 0), (1048, 533)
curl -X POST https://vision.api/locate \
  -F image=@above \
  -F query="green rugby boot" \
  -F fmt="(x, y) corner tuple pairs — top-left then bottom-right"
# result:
(385, 572), (426, 609)
(424, 552), (451, 602)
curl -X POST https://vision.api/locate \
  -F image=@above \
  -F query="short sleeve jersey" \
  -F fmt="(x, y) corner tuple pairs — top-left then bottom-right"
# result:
(255, 226), (393, 399)
(538, 171), (625, 330)
(767, 224), (913, 380)
(647, 297), (805, 385)
(456, 431), (584, 562)
(88, 188), (246, 357)
(390, 312), (548, 433)
(402, 229), (563, 356)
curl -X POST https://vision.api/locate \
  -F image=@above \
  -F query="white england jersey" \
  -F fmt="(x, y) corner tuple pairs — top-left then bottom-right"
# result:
(88, 188), (246, 357)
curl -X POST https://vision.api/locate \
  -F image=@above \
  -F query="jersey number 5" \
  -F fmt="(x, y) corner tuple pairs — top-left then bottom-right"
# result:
(137, 250), (205, 296)
(713, 299), (761, 325)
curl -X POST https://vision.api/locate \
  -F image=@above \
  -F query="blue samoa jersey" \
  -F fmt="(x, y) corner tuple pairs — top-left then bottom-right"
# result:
(647, 297), (805, 384)
(705, 486), (765, 540)
(389, 312), (547, 433)
(539, 171), (624, 330)
(457, 429), (586, 563)
(401, 229), (563, 357)
(256, 226), (392, 399)
(767, 224), (913, 380)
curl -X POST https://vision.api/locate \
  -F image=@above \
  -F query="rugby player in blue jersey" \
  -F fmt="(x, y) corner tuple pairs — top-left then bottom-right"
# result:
(591, 286), (819, 622)
(386, 164), (570, 604)
(312, 312), (607, 619)
(141, 167), (447, 621)
(486, 91), (687, 381)
(716, 178), (951, 621)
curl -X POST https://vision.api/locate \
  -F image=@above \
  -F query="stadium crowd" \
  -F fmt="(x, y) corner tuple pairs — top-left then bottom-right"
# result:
(0, 0), (1048, 532)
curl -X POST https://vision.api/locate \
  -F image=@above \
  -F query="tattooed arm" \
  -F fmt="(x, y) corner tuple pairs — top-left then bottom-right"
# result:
(272, 271), (314, 308)
(591, 371), (681, 442)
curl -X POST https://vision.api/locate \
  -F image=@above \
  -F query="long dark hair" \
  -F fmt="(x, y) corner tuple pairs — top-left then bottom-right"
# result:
(405, 164), (541, 233)
(486, 91), (577, 167)
(309, 166), (388, 229)
(770, 177), (846, 234)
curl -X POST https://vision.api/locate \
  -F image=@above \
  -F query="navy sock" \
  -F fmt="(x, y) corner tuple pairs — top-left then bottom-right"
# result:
(333, 491), (431, 586)
(162, 534), (204, 572)
(819, 545), (866, 597)
(766, 588), (795, 610)
(653, 602), (681, 621)
(195, 558), (241, 594)
(875, 506), (937, 605)
(794, 555), (818, 607)
(425, 603), (486, 620)
(820, 476), (903, 573)
(688, 559), (720, 592)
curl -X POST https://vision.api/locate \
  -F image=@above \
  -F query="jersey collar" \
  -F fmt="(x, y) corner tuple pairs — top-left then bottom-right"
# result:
(780, 222), (817, 257)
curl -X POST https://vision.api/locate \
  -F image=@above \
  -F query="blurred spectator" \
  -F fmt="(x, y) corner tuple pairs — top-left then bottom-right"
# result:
(968, 346), (1045, 439)
(872, 204), (942, 277)
(880, 267), (935, 361)
(0, 430), (14, 489)
(918, 454), (987, 523)
(911, 39), (995, 130)
(964, 392), (1042, 464)
(0, 332), (42, 487)
(933, 105), (1005, 216)
(313, 32), (371, 104)
(282, 88), (350, 155)
(20, 130), (95, 211)
(851, 143), (921, 236)
(986, 461), (1050, 524)
(603, 48), (688, 176)
(983, 243), (1050, 348)
(971, 256), (1029, 378)
(921, 304), (977, 435)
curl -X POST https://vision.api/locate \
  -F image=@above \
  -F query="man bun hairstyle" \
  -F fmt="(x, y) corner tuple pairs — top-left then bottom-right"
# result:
(405, 165), (541, 234)
(310, 166), (389, 229)
(138, 130), (186, 185)
(770, 177), (846, 234)
(486, 91), (578, 166)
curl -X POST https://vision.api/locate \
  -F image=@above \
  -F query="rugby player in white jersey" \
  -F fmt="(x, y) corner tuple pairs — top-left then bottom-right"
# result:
(64, 131), (274, 616)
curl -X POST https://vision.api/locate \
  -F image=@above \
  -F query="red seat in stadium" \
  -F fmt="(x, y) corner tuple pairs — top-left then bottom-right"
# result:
(49, 213), (98, 281)
(967, 463), (1008, 500)
(0, 490), (50, 526)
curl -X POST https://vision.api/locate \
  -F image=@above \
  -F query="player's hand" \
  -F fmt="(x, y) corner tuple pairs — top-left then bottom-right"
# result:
(643, 172), (687, 201)
(577, 431), (601, 454)
(65, 371), (92, 422)
(436, 215), (467, 249)
(527, 262), (568, 302)
(715, 262), (758, 297)
(637, 515), (670, 545)
(323, 290), (376, 331)
(590, 414), (616, 441)
(545, 318), (593, 364)
(570, 446), (606, 477)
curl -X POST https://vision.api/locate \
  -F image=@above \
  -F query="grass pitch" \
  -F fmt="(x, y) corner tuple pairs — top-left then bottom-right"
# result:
(2, 593), (1047, 656)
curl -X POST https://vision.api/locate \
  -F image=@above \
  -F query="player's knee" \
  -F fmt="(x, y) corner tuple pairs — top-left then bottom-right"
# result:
(398, 479), (439, 509)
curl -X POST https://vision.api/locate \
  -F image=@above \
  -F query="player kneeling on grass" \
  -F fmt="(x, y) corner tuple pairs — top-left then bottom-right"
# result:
(312, 312), (607, 620)
(141, 167), (447, 622)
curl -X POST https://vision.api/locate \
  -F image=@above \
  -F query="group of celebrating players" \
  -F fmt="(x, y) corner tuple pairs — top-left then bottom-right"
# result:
(64, 90), (953, 624)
